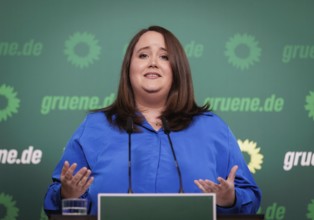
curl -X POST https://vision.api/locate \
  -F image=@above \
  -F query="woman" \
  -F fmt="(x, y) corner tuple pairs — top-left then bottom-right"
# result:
(44, 26), (261, 215)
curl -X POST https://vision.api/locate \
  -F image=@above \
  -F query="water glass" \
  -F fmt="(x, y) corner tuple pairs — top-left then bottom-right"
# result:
(62, 198), (87, 215)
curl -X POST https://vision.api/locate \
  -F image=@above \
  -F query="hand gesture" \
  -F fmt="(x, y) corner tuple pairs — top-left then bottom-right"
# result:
(60, 161), (94, 199)
(194, 165), (238, 207)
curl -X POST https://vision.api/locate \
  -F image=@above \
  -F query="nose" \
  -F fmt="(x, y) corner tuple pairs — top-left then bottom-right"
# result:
(148, 55), (158, 68)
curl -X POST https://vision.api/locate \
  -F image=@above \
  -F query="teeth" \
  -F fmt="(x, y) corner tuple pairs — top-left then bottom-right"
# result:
(145, 73), (160, 77)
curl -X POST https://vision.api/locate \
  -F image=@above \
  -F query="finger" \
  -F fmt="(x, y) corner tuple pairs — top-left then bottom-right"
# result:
(83, 176), (94, 189)
(72, 167), (88, 183)
(217, 177), (229, 189)
(65, 163), (77, 180)
(78, 180), (83, 187)
(227, 165), (238, 182)
(76, 169), (91, 187)
(194, 180), (207, 193)
(198, 180), (210, 191)
(217, 176), (227, 185)
(198, 180), (215, 192)
(79, 169), (92, 186)
(204, 180), (219, 192)
(61, 161), (70, 177)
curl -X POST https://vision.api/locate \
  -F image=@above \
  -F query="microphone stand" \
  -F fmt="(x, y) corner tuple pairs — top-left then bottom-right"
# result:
(126, 117), (134, 194)
(162, 117), (184, 193)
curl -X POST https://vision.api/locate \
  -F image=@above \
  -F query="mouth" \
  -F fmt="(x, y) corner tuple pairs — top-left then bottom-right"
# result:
(144, 72), (161, 78)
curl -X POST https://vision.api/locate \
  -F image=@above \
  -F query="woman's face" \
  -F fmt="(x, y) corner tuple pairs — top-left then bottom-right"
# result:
(129, 31), (173, 104)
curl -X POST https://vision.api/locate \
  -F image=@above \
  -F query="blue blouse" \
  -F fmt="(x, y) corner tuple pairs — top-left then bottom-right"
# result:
(44, 111), (261, 215)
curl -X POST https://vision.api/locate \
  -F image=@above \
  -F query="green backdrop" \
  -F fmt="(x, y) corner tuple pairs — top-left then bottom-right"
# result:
(1, 1), (313, 219)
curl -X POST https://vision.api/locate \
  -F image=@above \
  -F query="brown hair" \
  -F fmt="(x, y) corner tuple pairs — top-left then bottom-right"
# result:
(99, 26), (209, 131)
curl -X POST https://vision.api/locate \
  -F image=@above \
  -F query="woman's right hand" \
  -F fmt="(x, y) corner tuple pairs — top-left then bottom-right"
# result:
(60, 161), (94, 199)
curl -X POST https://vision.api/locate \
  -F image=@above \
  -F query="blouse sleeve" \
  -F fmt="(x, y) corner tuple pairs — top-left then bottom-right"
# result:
(43, 117), (91, 216)
(217, 127), (262, 214)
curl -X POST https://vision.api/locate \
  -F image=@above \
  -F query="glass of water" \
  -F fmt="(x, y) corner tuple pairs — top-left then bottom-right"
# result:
(62, 198), (87, 215)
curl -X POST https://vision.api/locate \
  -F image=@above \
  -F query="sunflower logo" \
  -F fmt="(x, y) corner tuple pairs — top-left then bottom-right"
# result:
(0, 84), (20, 122)
(305, 91), (314, 121)
(225, 33), (261, 70)
(64, 32), (101, 69)
(0, 193), (19, 220)
(40, 207), (48, 220)
(238, 139), (264, 173)
(307, 199), (314, 220)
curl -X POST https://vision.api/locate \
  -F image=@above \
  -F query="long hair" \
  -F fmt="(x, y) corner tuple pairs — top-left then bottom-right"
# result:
(98, 26), (209, 131)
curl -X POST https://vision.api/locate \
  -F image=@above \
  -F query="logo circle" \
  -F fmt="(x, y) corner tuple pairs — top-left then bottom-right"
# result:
(305, 91), (314, 120)
(225, 33), (262, 70)
(0, 193), (19, 220)
(64, 32), (101, 69)
(0, 84), (20, 122)
(238, 139), (264, 173)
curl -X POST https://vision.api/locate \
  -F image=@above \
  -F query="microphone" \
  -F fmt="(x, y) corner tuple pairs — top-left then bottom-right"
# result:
(161, 117), (184, 193)
(126, 117), (133, 193)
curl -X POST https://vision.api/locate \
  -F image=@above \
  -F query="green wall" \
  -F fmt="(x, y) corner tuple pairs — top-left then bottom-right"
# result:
(1, 1), (314, 219)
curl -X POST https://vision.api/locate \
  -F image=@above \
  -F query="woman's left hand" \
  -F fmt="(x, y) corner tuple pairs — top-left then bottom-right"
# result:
(194, 165), (238, 207)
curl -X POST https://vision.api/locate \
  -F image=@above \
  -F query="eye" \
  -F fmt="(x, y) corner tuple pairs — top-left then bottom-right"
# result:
(139, 53), (148, 59)
(160, 55), (169, 60)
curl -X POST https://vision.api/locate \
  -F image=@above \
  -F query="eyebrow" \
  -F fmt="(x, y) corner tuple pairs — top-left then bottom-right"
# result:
(135, 46), (168, 53)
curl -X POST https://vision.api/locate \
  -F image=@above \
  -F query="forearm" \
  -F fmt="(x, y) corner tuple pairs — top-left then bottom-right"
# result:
(44, 181), (92, 216)
(44, 182), (63, 216)
(217, 188), (261, 214)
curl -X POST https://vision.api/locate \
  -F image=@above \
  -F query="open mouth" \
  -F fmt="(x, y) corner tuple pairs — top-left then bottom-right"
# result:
(144, 72), (161, 78)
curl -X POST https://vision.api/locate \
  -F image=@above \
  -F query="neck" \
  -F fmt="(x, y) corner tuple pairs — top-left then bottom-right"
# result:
(137, 103), (164, 118)
(135, 96), (166, 112)
(135, 91), (168, 108)
(136, 102), (164, 130)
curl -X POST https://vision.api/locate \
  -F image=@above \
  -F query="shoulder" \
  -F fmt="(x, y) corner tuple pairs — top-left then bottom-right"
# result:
(187, 111), (231, 138)
(84, 111), (107, 124)
(77, 111), (112, 133)
(70, 111), (122, 142)
(193, 111), (229, 128)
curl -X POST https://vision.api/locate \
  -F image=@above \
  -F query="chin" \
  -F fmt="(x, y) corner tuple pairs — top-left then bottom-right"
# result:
(143, 88), (161, 93)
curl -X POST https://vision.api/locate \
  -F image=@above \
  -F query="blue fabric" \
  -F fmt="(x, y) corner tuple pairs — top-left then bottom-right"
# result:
(44, 111), (261, 215)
